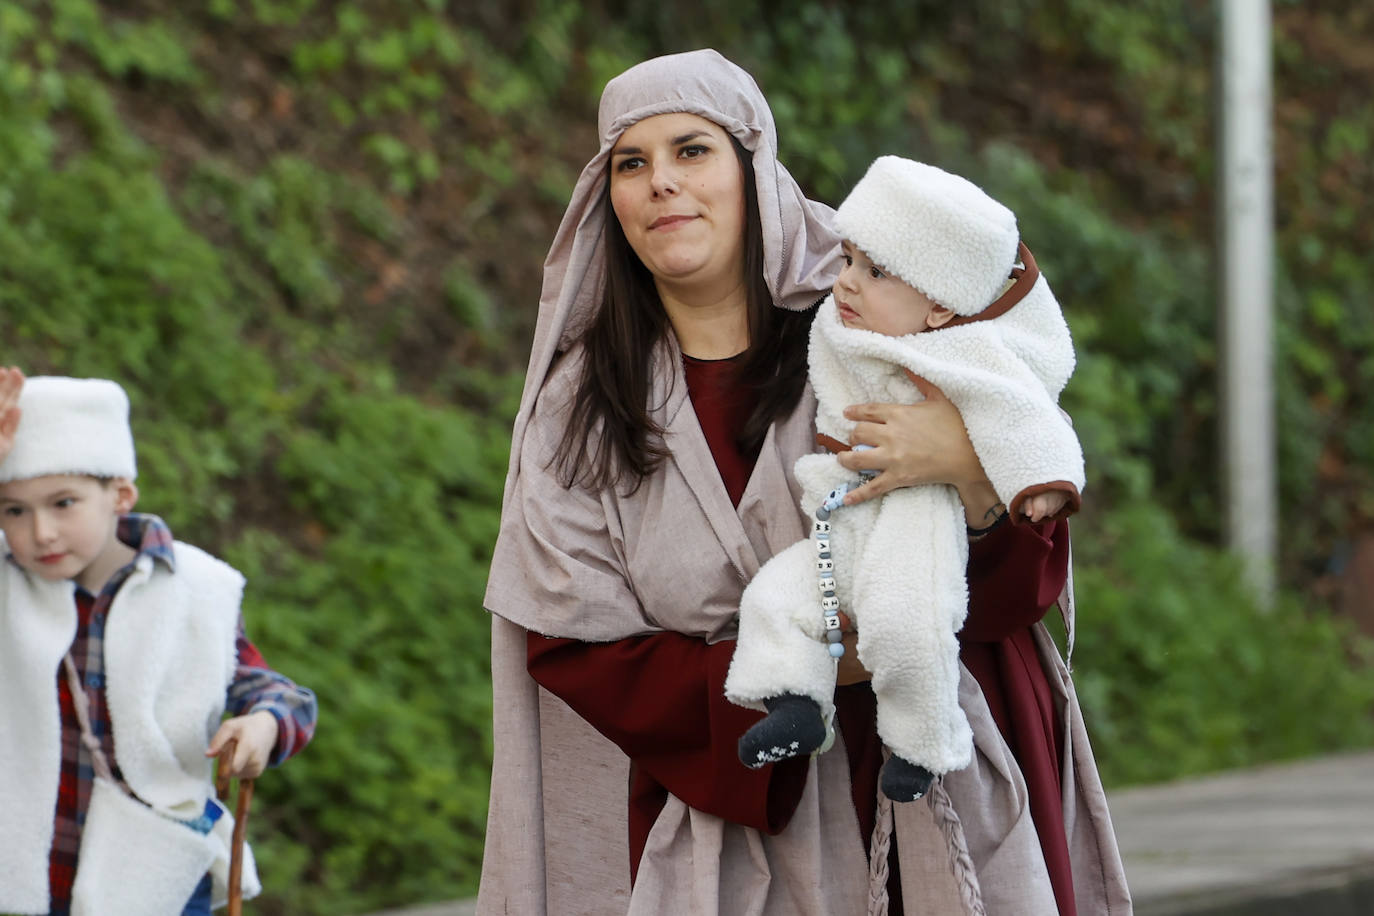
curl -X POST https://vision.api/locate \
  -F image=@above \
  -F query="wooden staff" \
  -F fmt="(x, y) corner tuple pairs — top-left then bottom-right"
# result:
(215, 738), (256, 916)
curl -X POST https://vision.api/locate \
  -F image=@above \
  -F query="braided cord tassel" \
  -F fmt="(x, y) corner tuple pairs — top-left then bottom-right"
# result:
(865, 793), (894, 916)
(928, 778), (987, 916)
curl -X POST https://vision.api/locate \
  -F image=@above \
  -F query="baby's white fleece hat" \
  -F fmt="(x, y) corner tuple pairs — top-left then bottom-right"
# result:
(0, 377), (137, 483)
(834, 156), (1020, 317)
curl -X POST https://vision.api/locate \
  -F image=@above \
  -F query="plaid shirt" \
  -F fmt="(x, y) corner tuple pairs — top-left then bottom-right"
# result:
(35, 514), (318, 916)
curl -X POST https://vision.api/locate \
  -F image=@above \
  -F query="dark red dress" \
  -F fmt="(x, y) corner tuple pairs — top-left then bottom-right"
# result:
(527, 355), (1076, 914)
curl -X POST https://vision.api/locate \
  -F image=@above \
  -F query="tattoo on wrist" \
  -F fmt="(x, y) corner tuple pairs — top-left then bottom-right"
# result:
(967, 502), (1009, 539)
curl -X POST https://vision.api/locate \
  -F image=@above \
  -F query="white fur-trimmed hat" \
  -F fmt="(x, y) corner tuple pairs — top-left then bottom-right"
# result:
(0, 377), (137, 483)
(834, 156), (1019, 317)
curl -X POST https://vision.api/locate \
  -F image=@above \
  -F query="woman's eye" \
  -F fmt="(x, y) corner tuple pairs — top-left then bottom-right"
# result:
(842, 254), (853, 267)
(55, 498), (75, 509)
(869, 266), (885, 279)
(615, 156), (645, 173)
(680, 144), (709, 159)
(2, 506), (21, 517)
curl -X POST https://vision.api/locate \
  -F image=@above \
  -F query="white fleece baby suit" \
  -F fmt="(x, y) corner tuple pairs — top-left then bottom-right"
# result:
(725, 157), (1084, 777)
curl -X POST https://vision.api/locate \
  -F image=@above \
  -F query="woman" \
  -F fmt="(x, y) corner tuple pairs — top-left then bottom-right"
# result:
(478, 49), (1131, 915)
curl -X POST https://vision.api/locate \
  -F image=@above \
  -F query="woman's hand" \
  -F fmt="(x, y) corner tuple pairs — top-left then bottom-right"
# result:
(837, 374), (1001, 526)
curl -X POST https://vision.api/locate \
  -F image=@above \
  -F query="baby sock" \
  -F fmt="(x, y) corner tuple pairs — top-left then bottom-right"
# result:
(738, 694), (827, 769)
(880, 754), (936, 802)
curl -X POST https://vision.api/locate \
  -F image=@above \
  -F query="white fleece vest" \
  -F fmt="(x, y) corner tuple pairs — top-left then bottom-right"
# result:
(0, 539), (246, 914)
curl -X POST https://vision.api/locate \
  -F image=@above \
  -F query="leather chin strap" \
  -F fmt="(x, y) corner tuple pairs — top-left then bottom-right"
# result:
(943, 240), (1039, 329)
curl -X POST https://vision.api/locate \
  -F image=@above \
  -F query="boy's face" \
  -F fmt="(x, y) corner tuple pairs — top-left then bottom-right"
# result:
(834, 241), (954, 337)
(0, 474), (138, 592)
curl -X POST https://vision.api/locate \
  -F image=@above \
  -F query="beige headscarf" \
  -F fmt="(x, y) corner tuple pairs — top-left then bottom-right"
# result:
(500, 48), (841, 509)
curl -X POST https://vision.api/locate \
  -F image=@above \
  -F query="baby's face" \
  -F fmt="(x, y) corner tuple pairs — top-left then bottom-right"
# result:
(833, 241), (950, 337)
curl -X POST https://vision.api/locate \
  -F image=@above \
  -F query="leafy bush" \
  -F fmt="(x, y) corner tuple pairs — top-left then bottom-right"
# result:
(225, 384), (508, 911)
(1, 8), (513, 908)
(1070, 503), (1374, 786)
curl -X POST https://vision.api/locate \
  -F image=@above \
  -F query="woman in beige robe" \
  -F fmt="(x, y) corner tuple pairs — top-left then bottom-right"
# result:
(478, 48), (1132, 916)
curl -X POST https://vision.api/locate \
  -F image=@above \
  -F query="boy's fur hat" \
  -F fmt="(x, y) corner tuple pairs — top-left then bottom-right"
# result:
(834, 156), (1020, 317)
(0, 376), (137, 483)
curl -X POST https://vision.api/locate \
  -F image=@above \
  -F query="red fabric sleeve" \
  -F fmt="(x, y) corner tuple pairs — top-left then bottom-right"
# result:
(960, 518), (1077, 915)
(236, 631), (268, 669)
(527, 631), (808, 824)
(961, 519), (1069, 642)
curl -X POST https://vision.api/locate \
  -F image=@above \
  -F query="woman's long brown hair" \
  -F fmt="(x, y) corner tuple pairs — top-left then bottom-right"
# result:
(553, 137), (818, 493)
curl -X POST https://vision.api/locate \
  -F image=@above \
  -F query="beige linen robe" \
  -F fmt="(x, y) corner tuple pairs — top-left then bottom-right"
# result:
(480, 343), (1131, 915)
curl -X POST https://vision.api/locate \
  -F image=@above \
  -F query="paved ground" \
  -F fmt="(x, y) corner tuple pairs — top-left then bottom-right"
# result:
(370, 749), (1374, 915)
(1110, 749), (1374, 915)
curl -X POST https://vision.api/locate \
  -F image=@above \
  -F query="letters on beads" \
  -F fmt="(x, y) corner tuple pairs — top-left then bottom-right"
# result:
(813, 478), (866, 660)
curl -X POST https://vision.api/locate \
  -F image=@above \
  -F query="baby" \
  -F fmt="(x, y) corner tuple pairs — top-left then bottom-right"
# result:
(725, 156), (1084, 801)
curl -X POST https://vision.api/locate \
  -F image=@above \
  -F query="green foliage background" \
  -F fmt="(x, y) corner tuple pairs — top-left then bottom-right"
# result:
(1, 0), (1371, 911)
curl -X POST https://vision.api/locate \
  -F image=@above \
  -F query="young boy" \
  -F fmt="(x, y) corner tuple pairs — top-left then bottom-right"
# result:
(0, 370), (317, 915)
(724, 157), (1084, 802)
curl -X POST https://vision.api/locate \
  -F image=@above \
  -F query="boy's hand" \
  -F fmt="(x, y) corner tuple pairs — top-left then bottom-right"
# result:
(0, 367), (25, 463)
(207, 710), (280, 780)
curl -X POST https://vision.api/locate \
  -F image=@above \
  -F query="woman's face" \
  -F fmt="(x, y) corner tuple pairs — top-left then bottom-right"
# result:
(609, 112), (746, 299)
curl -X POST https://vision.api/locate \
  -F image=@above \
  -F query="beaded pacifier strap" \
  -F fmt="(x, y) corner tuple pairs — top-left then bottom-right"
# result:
(810, 449), (877, 755)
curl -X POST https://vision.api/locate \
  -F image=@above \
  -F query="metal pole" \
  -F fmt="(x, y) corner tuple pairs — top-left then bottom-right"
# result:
(1218, 0), (1276, 605)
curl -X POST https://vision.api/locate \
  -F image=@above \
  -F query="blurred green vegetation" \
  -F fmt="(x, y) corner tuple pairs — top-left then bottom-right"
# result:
(0, 0), (1370, 911)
